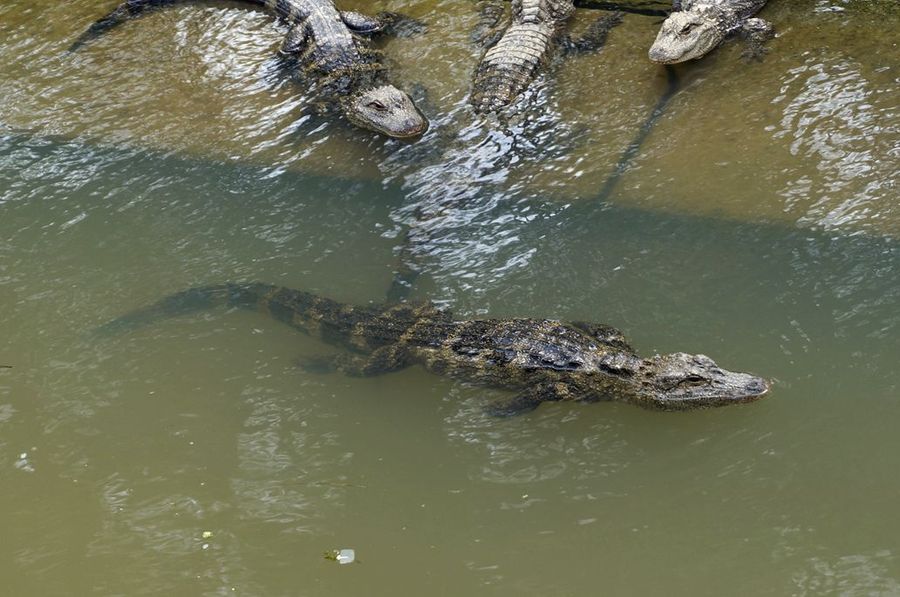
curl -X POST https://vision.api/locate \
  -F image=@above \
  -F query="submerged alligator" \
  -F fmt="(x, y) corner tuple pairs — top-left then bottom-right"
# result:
(70, 0), (429, 138)
(648, 0), (773, 64)
(98, 282), (769, 415)
(471, 0), (624, 112)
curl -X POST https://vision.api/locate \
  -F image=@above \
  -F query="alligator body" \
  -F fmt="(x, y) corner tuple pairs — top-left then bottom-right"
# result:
(70, 0), (428, 138)
(99, 282), (769, 415)
(470, 0), (623, 113)
(648, 0), (772, 64)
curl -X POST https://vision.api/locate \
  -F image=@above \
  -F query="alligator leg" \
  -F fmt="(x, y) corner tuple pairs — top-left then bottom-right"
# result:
(561, 11), (624, 55)
(386, 251), (422, 303)
(340, 11), (427, 38)
(340, 11), (385, 33)
(471, 0), (507, 47)
(485, 382), (583, 417)
(377, 12), (429, 38)
(279, 23), (310, 55)
(297, 344), (411, 377)
(739, 18), (774, 62)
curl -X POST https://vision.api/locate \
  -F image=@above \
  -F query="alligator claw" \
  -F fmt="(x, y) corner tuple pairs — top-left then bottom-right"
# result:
(295, 355), (338, 374)
(377, 12), (428, 38)
(740, 42), (769, 62)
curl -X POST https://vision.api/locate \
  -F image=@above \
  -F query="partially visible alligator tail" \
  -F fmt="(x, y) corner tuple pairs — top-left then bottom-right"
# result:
(594, 64), (680, 202)
(93, 282), (279, 335)
(68, 0), (298, 52)
(68, 0), (185, 52)
(95, 282), (443, 351)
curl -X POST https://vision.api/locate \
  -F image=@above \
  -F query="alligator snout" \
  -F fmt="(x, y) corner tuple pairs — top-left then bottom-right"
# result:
(393, 115), (430, 139)
(648, 46), (674, 64)
(746, 378), (769, 396)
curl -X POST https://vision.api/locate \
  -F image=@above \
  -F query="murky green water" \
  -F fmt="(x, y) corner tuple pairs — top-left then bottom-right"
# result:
(2, 0), (899, 594)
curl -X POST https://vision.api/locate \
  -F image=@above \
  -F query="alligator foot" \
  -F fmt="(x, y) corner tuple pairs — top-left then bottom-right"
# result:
(406, 82), (437, 117)
(562, 11), (625, 55)
(471, 0), (506, 47)
(386, 267), (422, 304)
(297, 344), (411, 377)
(739, 17), (774, 62)
(376, 12), (429, 38)
(340, 10), (427, 38)
(485, 382), (580, 417)
(740, 42), (769, 62)
(280, 24), (310, 55)
(295, 354), (340, 374)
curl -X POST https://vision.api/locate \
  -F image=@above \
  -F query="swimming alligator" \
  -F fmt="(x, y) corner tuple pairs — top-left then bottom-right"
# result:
(98, 282), (769, 415)
(648, 0), (773, 64)
(69, 0), (429, 138)
(471, 0), (624, 112)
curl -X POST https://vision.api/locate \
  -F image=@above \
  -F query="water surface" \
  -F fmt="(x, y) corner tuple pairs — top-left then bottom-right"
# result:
(1, 0), (899, 595)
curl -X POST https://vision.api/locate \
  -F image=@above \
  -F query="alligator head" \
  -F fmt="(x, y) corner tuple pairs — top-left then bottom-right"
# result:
(343, 85), (429, 139)
(633, 352), (768, 409)
(648, 9), (726, 64)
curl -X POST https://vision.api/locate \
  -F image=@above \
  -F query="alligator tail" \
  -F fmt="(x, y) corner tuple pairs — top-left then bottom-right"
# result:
(68, 0), (285, 52)
(93, 282), (367, 344)
(68, 0), (184, 52)
(93, 282), (277, 335)
(471, 23), (553, 112)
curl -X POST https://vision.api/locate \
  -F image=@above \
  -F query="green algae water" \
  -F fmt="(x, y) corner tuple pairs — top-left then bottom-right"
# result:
(1, 0), (899, 594)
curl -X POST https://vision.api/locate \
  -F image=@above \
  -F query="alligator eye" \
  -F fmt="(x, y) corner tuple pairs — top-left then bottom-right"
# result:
(684, 374), (706, 384)
(366, 100), (388, 112)
(680, 23), (697, 34)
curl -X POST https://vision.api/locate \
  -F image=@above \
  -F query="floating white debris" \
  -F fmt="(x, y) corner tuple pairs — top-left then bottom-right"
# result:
(336, 549), (355, 565)
(324, 548), (357, 564)
(14, 452), (34, 473)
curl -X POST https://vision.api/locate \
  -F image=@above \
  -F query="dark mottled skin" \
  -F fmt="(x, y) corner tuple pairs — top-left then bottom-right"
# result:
(470, 0), (624, 113)
(69, 0), (428, 138)
(98, 282), (770, 416)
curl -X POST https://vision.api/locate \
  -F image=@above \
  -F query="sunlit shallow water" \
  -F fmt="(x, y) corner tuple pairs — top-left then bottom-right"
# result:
(1, 0), (899, 595)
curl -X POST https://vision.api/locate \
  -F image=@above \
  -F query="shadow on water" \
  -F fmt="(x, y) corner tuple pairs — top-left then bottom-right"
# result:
(6, 125), (898, 390)
(381, 4), (681, 304)
(377, 94), (686, 304)
(381, 94), (588, 303)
